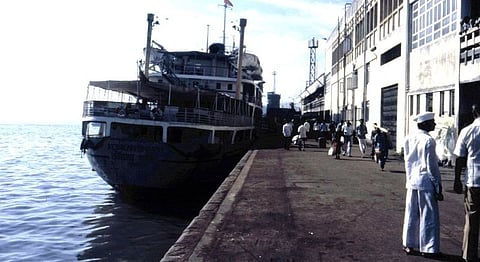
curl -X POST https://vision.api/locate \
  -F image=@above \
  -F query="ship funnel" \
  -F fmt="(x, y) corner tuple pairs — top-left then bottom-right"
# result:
(209, 43), (225, 55)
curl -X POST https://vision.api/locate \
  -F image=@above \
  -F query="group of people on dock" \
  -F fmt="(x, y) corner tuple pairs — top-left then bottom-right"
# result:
(281, 118), (392, 171)
(282, 105), (480, 261)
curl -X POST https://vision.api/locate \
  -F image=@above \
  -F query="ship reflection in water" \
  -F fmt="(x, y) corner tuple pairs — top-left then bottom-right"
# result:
(77, 187), (216, 261)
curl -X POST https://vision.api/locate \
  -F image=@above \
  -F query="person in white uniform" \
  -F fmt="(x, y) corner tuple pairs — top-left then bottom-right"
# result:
(454, 104), (480, 262)
(402, 112), (444, 258)
(282, 119), (294, 150)
(342, 121), (354, 157)
(297, 124), (307, 151)
(303, 121), (310, 141)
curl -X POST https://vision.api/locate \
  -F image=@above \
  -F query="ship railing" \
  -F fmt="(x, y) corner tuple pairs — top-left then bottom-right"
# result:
(83, 101), (253, 126)
(172, 107), (252, 126)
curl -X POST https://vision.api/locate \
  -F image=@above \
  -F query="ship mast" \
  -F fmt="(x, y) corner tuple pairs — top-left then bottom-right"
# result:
(222, 4), (227, 47)
(222, 0), (233, 48)
(144, 13), (154, 79)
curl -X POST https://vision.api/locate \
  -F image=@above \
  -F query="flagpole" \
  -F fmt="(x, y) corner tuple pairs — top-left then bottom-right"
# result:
(223, 3), (227, 48)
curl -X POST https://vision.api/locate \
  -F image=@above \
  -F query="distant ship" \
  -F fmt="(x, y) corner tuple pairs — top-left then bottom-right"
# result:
(80, 14), (263, 193)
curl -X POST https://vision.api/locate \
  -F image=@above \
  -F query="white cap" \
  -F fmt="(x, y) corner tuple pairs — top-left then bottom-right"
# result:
(413, 112), (435, 123)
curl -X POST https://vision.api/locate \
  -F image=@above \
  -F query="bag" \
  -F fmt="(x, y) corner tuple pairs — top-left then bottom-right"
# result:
(328, 146), (334, 156)
(328, 142), (337, 156)
(340, 136), (345, 143)
(292, 135), (300, 145)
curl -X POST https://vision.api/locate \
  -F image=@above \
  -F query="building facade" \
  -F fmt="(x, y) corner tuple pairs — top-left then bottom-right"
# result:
(300, 0), (479, 156)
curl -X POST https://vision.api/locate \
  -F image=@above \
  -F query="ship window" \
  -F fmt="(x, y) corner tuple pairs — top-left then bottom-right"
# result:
(85, 122), (106, 138)
(234, 130), (251, 143)
(110, 123), (163, 142)
(167, 127), (211, 144)
(214, 130), (234, 144)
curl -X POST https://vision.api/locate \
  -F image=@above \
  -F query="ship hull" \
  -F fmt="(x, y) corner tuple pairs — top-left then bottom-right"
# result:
(85, 136), (251, 193)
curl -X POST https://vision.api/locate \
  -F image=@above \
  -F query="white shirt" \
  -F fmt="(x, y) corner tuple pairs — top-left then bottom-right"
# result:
(454, 118), (480, 187)
(282, 123), (293, 137)
(343, 125), (354, 136)
(298, 125), (307, 138)
(404, 129), (442, 193)
(303, 122), (310, 132)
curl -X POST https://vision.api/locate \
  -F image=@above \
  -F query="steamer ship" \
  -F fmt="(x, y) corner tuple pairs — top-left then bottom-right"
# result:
(80, 14), (263, 193)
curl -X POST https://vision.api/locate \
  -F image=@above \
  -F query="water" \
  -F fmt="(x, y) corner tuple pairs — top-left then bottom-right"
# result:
(0, 124), (204, 261)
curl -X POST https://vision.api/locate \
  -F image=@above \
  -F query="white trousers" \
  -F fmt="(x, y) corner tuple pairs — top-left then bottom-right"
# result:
(358, 138), (367, 156)
(402, 189), (440, 253)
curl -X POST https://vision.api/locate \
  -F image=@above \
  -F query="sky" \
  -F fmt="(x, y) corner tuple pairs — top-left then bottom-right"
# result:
(0, 0), (346, 124)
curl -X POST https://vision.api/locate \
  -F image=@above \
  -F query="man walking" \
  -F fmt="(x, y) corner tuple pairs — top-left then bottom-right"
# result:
(297, 123), (307, 151)
(342, 121), (354, 157)
(303, 120), (310, 141)
(282, 119), (293, 150)
(454, 104), (480, 262)
(356, 119), (368, 158)
(402, 112), (443, 258)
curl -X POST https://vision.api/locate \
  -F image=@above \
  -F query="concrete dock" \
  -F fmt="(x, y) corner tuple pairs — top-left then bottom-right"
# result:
(162, 136), (467, 261)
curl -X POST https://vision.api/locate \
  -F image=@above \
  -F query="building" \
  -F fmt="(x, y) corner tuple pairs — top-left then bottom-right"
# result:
(301, 0), (479, 156)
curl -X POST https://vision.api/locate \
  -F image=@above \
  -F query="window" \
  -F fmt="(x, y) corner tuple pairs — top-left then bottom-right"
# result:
(411, 0), (457, 49)
(85, 122), (106, 137)
(234, 130), (251, 143)
(214, 130), (234, 144)
(409, 95), (414, 116)
(449, 90), (455, 116)
(439, 91), (445, 116)
(167, 127), (211, 144)
(110, 123), (163, 141)
(216, 83), (221, 89)
(381, 44), (401, 65)
(416, 94), (420, 114)
(426, 92), (433, 112)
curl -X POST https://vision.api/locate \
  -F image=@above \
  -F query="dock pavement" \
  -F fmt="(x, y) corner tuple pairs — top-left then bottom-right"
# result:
(162, 134), (467, 261)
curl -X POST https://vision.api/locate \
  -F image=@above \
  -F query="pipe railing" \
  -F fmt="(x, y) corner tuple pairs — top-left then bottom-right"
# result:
(83, 101), (253, 127)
